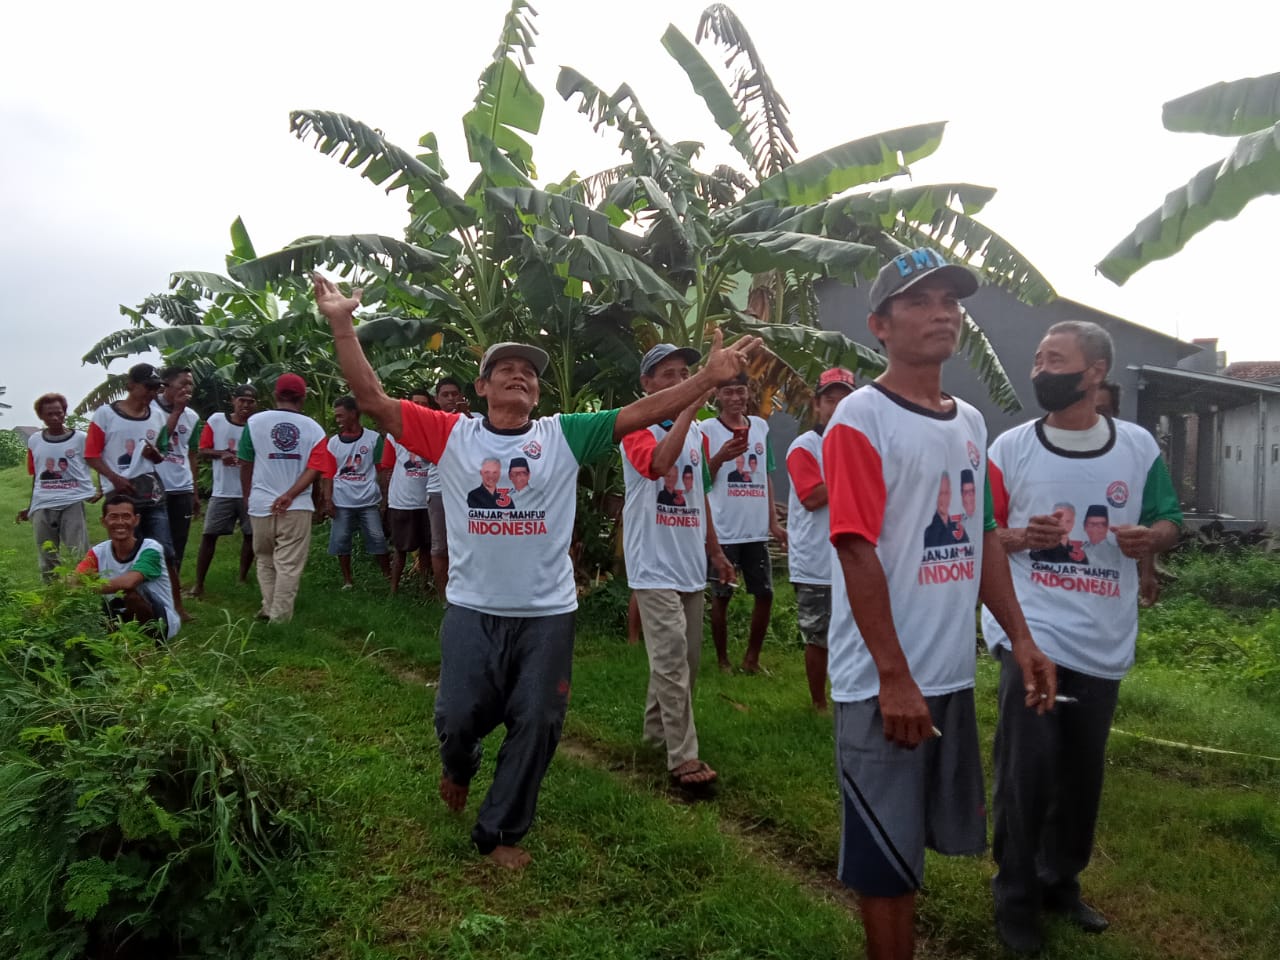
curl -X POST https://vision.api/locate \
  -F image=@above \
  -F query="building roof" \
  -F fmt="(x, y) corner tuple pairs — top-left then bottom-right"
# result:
(1223, 361), (1280, 382)
(1132, 364), (1280, 412)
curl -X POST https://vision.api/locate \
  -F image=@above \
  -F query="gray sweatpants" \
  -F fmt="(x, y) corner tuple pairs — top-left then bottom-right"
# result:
(434, 604), (575, 854)
(31, 503), (89, 580)
(991, 646), (1121, 919)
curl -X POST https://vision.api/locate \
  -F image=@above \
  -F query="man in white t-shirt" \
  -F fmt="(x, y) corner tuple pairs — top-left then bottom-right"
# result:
(702, 375), (787, 673)
(190, 384), (258, 598)
(313, 271), (758, 871)
(983, 321), (1182, 954)
(823, 248), (1056, 960)
(380, 391), (435, 595)
(784, 367), (855, 711)
(153, 367), (202, 574)
(321, 396), (390, 590)
(426, 377), (472, 595)
(17, 391), (99, 579)
(237, 374), (334, 623)
(621, 343), (735, 792)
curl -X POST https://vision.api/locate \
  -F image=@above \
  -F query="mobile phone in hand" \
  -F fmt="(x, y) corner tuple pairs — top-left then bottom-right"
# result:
(732, 425), (749, 445)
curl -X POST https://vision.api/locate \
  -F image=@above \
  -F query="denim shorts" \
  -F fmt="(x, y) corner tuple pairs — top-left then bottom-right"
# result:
(328, 505), (388, 556)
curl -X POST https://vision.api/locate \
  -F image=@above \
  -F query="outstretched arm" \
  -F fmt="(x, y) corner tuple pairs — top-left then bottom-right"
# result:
(313, 274), (403, 438)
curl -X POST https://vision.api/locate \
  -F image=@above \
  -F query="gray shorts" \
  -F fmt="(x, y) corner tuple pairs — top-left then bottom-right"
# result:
(794, 583), (830, 647)
(203, 496), (251, 537)
(427, 492), (448, 557)
(835, 689), (986, 897)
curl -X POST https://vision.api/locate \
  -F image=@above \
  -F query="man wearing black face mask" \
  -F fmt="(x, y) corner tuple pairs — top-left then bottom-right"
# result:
(982, 320), (1182, 954)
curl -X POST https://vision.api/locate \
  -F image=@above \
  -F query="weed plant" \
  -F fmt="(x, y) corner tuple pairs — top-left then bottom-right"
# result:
(0, 576), (317, 959)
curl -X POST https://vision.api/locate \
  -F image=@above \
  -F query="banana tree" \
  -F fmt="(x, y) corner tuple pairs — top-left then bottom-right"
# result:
(1098, 71), (1280, 285)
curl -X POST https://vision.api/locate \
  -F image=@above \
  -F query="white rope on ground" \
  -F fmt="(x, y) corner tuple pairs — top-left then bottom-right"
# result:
(1110, 727), (1280, 764)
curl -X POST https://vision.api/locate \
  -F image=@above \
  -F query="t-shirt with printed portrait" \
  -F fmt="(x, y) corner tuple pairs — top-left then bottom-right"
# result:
(701, 415), (774, 544)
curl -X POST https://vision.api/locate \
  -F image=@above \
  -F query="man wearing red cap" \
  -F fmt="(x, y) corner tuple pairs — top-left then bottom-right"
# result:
(785, 367), (855, 711)
(313, 273), (759, 871)
(237, 373), (334, 623)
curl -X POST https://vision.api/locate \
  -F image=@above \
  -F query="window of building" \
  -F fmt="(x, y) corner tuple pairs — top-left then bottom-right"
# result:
(1225, 445), (1232, 459)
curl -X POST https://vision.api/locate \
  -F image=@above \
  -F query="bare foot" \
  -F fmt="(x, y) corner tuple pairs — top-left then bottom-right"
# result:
(812, 701), (829, 714)
(718, 659), (733, 674)
(184, 586), (204, 599)
(179, 610), (196, 624)
(740, 657), (760, 674)
(487, 845), (532, 870)
(439, 774), (468, 812)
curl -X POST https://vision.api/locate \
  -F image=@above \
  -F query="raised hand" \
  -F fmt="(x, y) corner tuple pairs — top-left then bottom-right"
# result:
(312, 272), (363, 323)
(702, 329), (761, 386)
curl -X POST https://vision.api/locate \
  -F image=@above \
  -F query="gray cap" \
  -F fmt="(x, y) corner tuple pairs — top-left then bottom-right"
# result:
(640, 343), (702, 377)
(479, 342), (549, 377)
(868, 247), (979, 314)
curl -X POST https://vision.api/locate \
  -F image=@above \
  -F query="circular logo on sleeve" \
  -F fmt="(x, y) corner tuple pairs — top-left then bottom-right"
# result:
(271, 422), (301, 452)
(1106, 480), (1129, 508)
(521, 440), (543, 460)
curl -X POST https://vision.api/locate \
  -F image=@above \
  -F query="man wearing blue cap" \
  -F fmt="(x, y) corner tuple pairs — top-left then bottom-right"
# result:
(313, 273), (759, 870)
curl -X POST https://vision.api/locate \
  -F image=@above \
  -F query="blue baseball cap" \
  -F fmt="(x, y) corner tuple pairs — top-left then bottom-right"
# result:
(869, 247), (978, 314)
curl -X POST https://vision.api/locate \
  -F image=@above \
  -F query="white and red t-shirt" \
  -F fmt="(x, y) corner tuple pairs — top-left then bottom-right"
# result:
(701, 415), (774, 544)
(326, 429), (385, 509)
(395, 401), (618, 617)
(824, 383), (993, 702)
(76, 537), (179, 639)
(379, 436), (432, 511)
(27, 430), (96, 511)
(982, 417), (1183, 680)
(85, 403), (169, 491)
(621, 421), (714, 592)
(236, 410), (332, 517)
(199, 413), (249, 499)
(785, 427), (830, 586)
(152, 401), (201, 493)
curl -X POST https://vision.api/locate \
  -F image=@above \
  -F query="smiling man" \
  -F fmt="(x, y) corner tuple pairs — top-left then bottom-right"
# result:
(312, 273), (759, 871)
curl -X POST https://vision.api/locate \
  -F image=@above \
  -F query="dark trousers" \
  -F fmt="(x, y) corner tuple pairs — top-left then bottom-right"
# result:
(165, 492), (195, 571)
(434, 605), (575, 854)
(991, 646), (1121, 919)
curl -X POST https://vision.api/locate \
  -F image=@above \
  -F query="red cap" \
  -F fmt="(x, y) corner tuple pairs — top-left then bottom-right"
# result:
(274, 373), (307, 400)
(815, 367), (856, 395)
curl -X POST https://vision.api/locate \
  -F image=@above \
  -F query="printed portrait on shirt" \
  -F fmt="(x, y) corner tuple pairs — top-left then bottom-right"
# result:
(468, 456), (514, 509)
(656, 463), (685, 507)
(923, 470), (970, 548)
(1029, 501), (1088, 565)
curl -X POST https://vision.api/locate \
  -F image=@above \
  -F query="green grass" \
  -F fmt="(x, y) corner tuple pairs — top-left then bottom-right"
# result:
(3, 464), (1278, 959)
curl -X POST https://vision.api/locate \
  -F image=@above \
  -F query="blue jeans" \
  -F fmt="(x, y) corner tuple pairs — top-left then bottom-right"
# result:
(328, 505), (388, 556)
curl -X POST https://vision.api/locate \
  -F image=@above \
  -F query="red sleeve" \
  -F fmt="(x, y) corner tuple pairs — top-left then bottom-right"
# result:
(379, 438), (397, 470)
(198, 423), (215, 450)
(989, 457), (1010, 528)
(307, 440), (337, 478)
(76, 551), (98, 575)
(26, 450), (35, 476)
(621, 429), (660, 480)
(823, 423), (886, 546)
(84, 422), (106, 458)
(786, 447), (824, 503)
(396, 400), (458, 463)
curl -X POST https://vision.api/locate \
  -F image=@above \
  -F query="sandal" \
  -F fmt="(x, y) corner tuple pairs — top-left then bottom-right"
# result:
(670, 759), (718, 792)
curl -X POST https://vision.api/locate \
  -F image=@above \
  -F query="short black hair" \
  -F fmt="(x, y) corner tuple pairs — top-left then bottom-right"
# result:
(161, 366), (193, 384)
(334, 395), (359, 412)
(436, 376), (464, 393)
(102, 493), (136, 516)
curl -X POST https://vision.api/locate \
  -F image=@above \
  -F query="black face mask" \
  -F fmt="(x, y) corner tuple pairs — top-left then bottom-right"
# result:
(1032, 369), (1087, 412)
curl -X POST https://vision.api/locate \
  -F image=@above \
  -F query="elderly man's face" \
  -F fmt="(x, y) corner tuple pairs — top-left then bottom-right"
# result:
(937, 474), (951, 516)
(481, 461), (500, 489)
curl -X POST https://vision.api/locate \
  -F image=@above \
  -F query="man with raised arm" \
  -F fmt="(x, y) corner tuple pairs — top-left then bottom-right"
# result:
(312, 273), (758, 871)
(822, 248), (1056, 960)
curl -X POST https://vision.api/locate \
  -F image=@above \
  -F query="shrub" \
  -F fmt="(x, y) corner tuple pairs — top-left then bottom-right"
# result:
(1161, 545), (1280, 609)
(0, 577), (316, 959)
(0, 430), (25, 469)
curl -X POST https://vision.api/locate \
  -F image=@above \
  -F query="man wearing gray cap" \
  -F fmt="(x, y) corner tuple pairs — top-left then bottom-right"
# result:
(313, 273), (759, 870)
(822, 248), (1056, 960)
(621, 343), (735, 792)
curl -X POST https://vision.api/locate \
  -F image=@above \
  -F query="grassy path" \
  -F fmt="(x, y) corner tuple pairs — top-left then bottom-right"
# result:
(2, 466), (1277, 958)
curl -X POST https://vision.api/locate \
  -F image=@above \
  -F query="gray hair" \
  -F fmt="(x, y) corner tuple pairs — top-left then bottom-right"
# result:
(1046, 320), (1114, 373)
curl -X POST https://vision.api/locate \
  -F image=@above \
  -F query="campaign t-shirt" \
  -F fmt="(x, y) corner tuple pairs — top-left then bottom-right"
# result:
(85, 403), (169, 491)
(152, 401), (201, 493)
(396, 401), (619, 617)
(981, 417), (1183, 680)
(199, 413), (248, 499)
(237, 410), (332, 516)
(76, 537), (180, 639)
(620, 421), (713, 592)
(327, 429), (385, 509)
(701, 415), (774, 544)
(785, 427), (830, 586)
(823, 383), (994, 702)
(380, 436), (432, 511)
(27, 430), (96, 511)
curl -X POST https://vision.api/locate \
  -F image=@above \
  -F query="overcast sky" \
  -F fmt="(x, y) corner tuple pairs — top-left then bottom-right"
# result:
(3, 0), (1278, 423)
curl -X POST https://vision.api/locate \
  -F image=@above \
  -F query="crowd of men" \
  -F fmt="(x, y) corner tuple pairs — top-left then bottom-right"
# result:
(16, 248), (1181, 958)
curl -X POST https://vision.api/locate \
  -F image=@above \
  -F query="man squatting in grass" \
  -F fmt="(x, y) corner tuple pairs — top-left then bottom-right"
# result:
(784, 367), (856, 711)
(822, 247), (1057, 960)
(322, 396), (392, 590)
(620, 343), (737, 791)
(238, 374), (334, 624)
(313, 272), (759, 870)
(17, 392), (98, 580)
(982, 321), (1182, 954)
(190, 384), (258, 597)
(701, 373), (788, 673)
(85, 361), (190, 622)
(75, 493), (181, 641)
